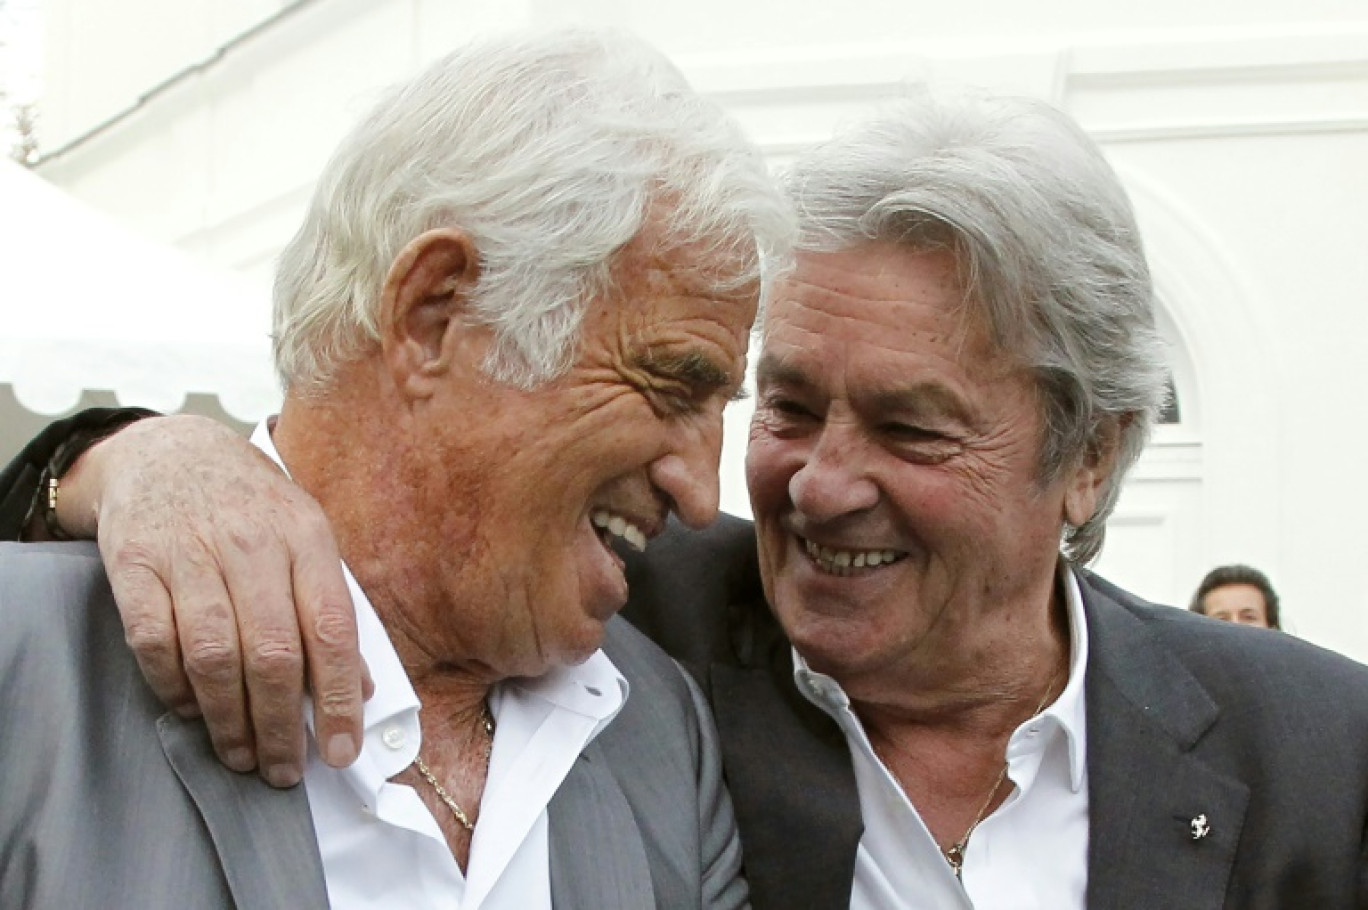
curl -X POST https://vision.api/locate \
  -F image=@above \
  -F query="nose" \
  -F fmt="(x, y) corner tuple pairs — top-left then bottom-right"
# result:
(788, 422), (878, 522)
(649, 422), (722, 529)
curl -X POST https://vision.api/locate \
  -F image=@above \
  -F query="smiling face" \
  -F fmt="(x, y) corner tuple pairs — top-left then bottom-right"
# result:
(416, 231), (757, 677)
(746, 242), (1101, 697)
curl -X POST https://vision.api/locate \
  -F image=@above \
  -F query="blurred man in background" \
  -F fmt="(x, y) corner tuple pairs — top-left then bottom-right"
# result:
(1190, 564), (1282, 630)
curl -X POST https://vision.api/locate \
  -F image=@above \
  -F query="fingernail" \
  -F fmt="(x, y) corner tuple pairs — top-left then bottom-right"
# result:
(223, 747), (255, 772)
(323, 733), (360, 768)
(263, 764), (302, 789)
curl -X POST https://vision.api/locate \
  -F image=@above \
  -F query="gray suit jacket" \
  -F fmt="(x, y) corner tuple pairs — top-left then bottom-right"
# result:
(0, 541), (747, 909)
(621, 515), (1368, 910)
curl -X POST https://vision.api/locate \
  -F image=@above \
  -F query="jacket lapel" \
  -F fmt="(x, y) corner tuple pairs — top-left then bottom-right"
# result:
(1081, 575), (1249, 910)
(547, 747), (655, 908)
(710, 659), (862, 910)
(157, 713), (329, 908)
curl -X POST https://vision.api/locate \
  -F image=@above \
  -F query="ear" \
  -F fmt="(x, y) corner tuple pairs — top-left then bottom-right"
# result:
(379, 228), (486, 400)
(1062, 415), (1126, 527)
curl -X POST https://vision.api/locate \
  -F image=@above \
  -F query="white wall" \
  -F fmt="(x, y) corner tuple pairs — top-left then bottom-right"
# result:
(34, 0), (1368, 660)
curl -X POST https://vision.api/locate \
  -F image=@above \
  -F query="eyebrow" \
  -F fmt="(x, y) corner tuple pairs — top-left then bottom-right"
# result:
(755, 352), (815, 398)
(643, 350), (737, 396)
(755, 351), (973, 424)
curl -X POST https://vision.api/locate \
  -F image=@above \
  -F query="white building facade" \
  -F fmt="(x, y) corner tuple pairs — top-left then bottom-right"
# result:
(31, 0), (1368, 659)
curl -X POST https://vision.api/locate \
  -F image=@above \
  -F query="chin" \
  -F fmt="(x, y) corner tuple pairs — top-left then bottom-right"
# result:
(783, 607), (876, 667)
(552, 618), (610, 668)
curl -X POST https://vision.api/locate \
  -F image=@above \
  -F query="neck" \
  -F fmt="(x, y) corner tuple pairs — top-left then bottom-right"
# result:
(857, 653), (1066, 761)
(273, 375), (492, 688)
(843, 572), (1073, 859)
(854, 576), (1071, 746)
(859, 642), (1068, 855)
(412, 672), (494, 733)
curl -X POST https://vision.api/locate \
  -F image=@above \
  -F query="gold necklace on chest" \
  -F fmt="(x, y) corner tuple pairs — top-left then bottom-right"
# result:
(941, 763), (1008, 879)
(412, 703), (496, 832)
(939, 670), (1062, 881)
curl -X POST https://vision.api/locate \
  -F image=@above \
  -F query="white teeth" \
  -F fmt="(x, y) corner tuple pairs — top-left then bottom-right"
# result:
(591, 509), (647, 553)
(802, 538), (901, 575)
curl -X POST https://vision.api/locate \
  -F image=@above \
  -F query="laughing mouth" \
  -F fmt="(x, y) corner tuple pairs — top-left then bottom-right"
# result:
(591, 509), (648, 552)
(801, 537), (905, 576)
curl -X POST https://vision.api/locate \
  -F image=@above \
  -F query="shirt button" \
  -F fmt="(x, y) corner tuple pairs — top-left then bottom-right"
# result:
(381, 726), (407, 750)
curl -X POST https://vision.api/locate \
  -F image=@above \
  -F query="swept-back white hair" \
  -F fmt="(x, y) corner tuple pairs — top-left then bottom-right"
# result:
(274, 28), (792, 391)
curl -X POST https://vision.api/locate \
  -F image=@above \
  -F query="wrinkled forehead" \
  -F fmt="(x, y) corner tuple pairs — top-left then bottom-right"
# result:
(766, 228), (1038, 356)
(757, 244), (997, 356)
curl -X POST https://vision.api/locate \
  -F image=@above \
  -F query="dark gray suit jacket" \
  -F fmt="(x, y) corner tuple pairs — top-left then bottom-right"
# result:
(621, 515), (1368, 910)
(0, 541), (746, 909)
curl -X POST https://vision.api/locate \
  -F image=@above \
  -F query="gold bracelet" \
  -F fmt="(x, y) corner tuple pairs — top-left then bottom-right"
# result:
(36, 467), (72, 541)
(46, 475), (63, 536)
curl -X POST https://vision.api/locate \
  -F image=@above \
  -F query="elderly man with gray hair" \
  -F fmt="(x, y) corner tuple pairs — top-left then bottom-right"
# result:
(0, 28), (791, 909)
(7, 80), (1368, 908)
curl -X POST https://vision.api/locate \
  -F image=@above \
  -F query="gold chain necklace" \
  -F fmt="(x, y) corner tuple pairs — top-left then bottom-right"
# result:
(942, 669), (1063, 881)
(412, 704), (495, 832)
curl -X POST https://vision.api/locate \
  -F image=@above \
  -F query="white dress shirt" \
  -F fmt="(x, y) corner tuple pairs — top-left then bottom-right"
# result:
(251, 422), (629, 910)
(794, 569), (1091, 910)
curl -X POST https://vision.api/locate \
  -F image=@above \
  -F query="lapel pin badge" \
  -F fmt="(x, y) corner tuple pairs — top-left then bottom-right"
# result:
(1189, 814), (1210, 841)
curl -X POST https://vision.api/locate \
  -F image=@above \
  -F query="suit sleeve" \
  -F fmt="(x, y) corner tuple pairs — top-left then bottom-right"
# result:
(679, 664), (750, 910)
(0, 407), (157, 539)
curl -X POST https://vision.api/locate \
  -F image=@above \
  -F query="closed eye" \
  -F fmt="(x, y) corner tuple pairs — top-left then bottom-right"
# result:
(876, 420), (963, 464)
(772, 398), (818, 420)
(880, 422), (942, 441)
(637, 350), (737, 416)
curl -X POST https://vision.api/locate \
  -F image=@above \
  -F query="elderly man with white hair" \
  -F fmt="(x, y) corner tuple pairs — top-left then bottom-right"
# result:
(0, 28), (791, 909)
(7, 77), (1368, 910)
